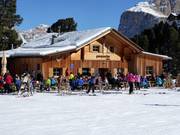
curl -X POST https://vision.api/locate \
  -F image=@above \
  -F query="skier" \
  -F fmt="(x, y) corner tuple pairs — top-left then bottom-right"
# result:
(86, 76), (96, 95)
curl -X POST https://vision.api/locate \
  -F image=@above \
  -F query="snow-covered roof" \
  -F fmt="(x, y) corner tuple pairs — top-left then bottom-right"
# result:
(127, 2), (167, 18)
(0, 27), (112, 57)
(142, 51), (172, 60)
(0, 27), (171, 60)
(22, 27), (111, 49)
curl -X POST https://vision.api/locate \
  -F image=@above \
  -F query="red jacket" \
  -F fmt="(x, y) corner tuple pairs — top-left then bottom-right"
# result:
(5, 75), (13, 85)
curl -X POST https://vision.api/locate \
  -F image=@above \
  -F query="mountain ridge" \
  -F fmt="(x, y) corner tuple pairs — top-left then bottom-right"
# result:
(20, 24), (49, 42)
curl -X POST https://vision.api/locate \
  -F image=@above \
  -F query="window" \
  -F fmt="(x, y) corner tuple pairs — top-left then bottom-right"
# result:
(82, 68), (90, 75)
(37, 64), (40, 70)
(53, 68), (62, 77)
(110, 47), (114, 53)
(146, 66), (153, 75)
(93, 45), (100, 52)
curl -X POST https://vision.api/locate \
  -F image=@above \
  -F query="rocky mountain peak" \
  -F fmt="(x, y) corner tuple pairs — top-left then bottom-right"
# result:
(118, 0), (180, 37)
(20, 24), (49, 42)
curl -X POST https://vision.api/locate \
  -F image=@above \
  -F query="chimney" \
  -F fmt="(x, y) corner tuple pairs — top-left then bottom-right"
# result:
(51, 35), (57, 45)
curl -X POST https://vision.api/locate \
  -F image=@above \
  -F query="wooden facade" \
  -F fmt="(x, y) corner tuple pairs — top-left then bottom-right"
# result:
(8, 30), (168, 79)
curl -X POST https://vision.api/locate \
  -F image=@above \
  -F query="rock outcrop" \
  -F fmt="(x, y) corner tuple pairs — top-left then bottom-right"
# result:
(20, 24), (49, 42)
(118, 0), (180, 37)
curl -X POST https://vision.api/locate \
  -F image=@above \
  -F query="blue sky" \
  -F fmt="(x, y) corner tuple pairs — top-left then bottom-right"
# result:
(17, 0), (142, 30)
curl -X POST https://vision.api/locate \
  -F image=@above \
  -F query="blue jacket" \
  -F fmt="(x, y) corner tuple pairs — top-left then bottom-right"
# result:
(51, 78), (56, 85)
(77, 79), (84, 86)
(88, 77), (95, 85)
(15, 79), (21, 87)
(156, 77), (162, 86)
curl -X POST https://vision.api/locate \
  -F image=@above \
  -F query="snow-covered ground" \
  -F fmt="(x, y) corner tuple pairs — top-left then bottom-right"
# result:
(0, 88), (180, 135)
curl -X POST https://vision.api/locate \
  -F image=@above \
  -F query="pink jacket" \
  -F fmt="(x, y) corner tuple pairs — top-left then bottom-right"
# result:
(127, 73), (135, 82)
(135, 75), (141, 82)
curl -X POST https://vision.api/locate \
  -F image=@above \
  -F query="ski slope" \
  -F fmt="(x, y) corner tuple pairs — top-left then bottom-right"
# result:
(0, 88), (180, 135)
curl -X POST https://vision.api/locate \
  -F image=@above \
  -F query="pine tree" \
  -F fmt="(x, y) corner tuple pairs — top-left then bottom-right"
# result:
(0, 0), (23, 50)
(132, 21), (180, 75)
(47, 17), (77, 33)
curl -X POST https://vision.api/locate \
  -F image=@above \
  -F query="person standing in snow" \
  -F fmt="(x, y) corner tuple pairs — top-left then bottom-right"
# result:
(36, 71), (44, 91)
(27, 74), (34, 96)
(142, 76), (149, 88)
(45, 77), (51, 91)
(156, 76), (163, 87)
(15, 74), (21, 94)
(86, 75), (95, 94)
(127, 73), (135, 94)
(57, 75), (63, 93)
(135, 74), (141, 90)
(69, 72), (74, 90)
(4, 72), (13, 93)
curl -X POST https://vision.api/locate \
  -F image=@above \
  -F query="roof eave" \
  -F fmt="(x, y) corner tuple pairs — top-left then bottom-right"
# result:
(142, 51), (172, 60)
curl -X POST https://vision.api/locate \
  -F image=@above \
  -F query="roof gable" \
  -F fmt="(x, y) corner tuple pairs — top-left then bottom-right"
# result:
(0, 27), (143, 57)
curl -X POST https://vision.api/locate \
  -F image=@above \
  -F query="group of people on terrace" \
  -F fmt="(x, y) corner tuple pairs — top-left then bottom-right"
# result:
(0, 69), (179, 96)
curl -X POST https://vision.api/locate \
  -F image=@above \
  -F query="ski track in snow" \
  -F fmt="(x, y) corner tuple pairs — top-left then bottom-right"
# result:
(0, 88), (180, 135)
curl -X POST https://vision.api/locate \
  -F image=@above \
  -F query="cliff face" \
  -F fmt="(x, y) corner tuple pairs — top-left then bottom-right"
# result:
(119, 10), (166, 37)
(118, 0), (180, 37)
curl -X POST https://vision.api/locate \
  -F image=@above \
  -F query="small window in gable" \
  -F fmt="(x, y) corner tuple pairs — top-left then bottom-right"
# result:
(110, 47), (114, 53)
(93, 45), (100, 52)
